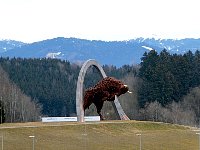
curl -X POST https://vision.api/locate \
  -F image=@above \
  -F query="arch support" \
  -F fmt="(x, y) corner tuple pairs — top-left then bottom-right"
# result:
(76, 59), (129, 122)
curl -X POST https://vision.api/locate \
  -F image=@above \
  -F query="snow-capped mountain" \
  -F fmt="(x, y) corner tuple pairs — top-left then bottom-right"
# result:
(0, 40), (26, 53)
(135, 37), (200, 53)
(0, 37), (200, 66)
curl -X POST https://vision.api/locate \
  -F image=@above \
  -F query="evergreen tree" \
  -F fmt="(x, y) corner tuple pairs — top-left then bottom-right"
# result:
(138, 49), (194, 107)
(138, 50), (159, 107)
(0, 57), (138, 118)
(193, 50), (200, 87)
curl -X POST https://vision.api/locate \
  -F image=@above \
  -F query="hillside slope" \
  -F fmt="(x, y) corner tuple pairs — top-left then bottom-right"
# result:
(0, 120), (198, 150)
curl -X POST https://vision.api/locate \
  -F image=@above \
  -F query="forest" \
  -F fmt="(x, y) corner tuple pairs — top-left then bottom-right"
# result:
(0, 49), (200, 126)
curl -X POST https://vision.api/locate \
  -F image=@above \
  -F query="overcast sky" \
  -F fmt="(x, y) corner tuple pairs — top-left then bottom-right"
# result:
(0, 0), (200, 43)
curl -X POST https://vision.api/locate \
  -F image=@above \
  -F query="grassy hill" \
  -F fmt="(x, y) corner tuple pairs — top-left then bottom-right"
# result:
(0, 120), (199, 150)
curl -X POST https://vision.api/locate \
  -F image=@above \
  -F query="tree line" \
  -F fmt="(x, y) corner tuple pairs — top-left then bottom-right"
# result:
(138, 49), (200, 126)
(0, 57), (136, 121)
(0, 49), (200, 126)
(0, 65), (41, 123)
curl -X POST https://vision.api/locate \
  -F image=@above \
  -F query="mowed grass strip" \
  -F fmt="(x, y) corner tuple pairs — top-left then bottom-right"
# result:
(0, 120), (198, 150)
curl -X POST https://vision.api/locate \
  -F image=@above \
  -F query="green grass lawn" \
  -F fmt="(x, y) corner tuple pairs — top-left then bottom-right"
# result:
(0, 120), (199, 150)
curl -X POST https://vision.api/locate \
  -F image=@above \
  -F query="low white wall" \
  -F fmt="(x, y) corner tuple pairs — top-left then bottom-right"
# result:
(42, 116), (100, 122)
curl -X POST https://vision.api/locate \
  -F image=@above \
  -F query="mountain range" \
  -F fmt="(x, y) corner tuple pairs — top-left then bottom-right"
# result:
(0, 37), (200, 67)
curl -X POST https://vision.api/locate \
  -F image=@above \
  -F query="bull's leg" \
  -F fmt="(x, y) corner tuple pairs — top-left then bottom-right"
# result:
(83, 100), (92, 110)
(94, 101), (105, 120)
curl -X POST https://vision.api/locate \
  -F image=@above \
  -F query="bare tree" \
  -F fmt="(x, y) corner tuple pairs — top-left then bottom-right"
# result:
(119, 74), (140, 119)
(182, 87), (200, 126)
(0, 66), (42, 123)
(139, 100), (196, 126)
(139, 101), (163, 122)
(167, 101), (196, 126)
(145, 101), (162, 122)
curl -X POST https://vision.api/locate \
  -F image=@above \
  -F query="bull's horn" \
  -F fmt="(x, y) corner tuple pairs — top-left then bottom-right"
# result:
(128, 91), (132, 93)
(124, 85), (128, 87)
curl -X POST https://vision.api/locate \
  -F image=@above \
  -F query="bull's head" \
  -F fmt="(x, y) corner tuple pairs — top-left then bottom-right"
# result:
(117, 84), (132, 96)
